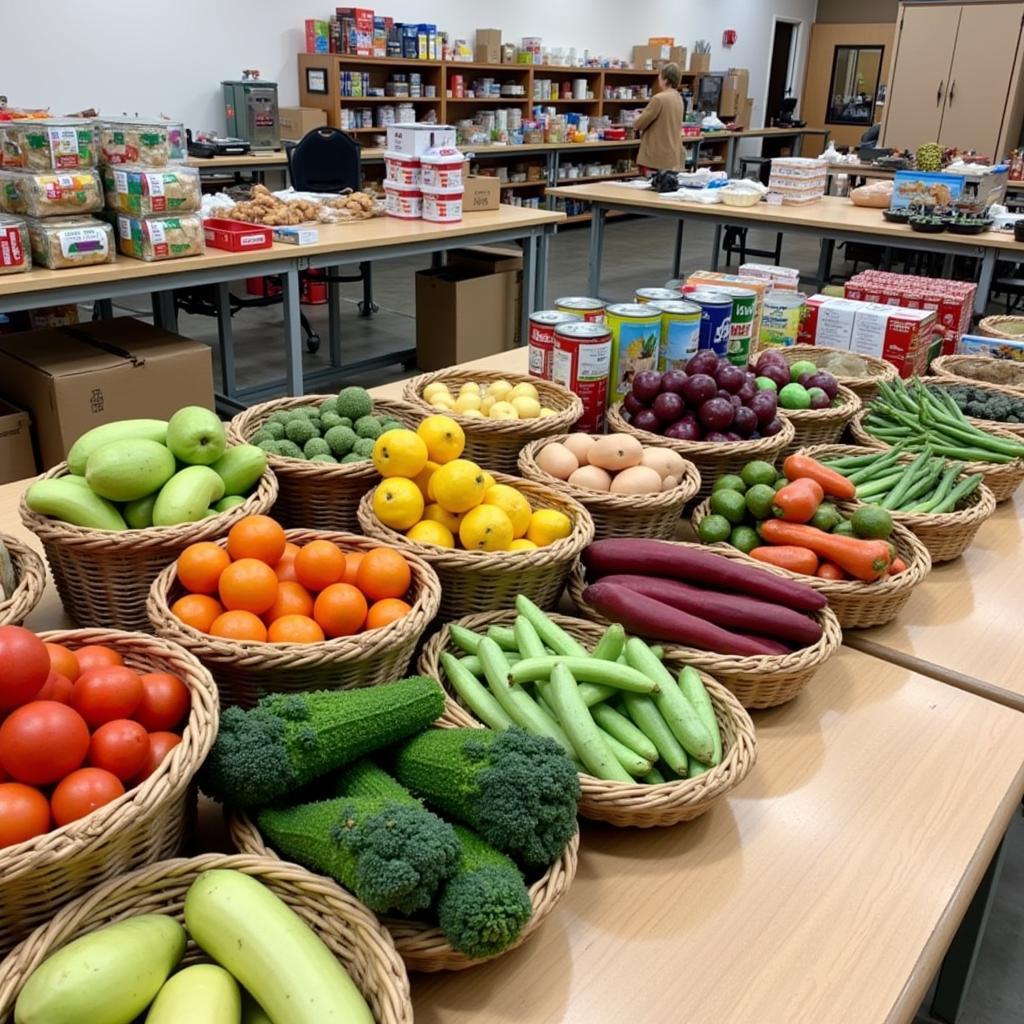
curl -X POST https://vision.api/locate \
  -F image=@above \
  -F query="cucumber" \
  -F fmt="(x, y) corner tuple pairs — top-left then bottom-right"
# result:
(241, 993), (274, 1024)
(14, 914), (185, 1024)
(67, 419), (169, 476)
(25, 478), (127, 531)
(183, 869), (373, 1024)
(145, 964), (240, 1024)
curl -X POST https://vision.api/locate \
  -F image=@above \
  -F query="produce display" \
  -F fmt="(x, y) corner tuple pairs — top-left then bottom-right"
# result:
(25, 408), (267, 531)
(940, 356), (1024, 389)
(422, 377), (556, 420)
(0, 627), (188, 848)
(533, 433), (688, 494)
(13, 868), (374, 1023)
(932, 383), (1024, 425)
(748, 348), (843, 411)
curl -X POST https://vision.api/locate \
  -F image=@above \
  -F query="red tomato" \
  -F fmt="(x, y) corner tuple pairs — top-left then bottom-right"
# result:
(0, 782), (51, 848)
(0, 626), (51, 712)
(131, 731), (182, 784)
(73, 645), (124, 674)
(88, 720), (150, 782)
(35, 671), (73, 704)
(70, 667), (143, 728)
(0, 701), (90, 786)
(45, 643), (81, 683)
(51, 768), (124, 826)
(134, 673), (190, 732)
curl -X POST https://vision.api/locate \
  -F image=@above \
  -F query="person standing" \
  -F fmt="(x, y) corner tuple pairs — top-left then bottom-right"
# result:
(634, 63), (684, 174)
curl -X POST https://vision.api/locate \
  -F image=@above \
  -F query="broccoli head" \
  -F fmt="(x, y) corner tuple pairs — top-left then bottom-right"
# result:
(263, 421), (286, 440)
(337, 386), (373, 421)
(275, 439), (304, 460)
(353, 437), (376, 458)
(304, 437), (331, 459)
(285, 418), (319, 446)
(324, 425), (357, 457)
(341, 452), (368, 463)
(319, 397), (339, 417)
(320, 411), (343, 431)
(269, 410), (292, 426)
(310, 453), (339, 464)
(354, 415), (382, 440)
(257, 440), (281, 455)
(338, 417), (353, 429)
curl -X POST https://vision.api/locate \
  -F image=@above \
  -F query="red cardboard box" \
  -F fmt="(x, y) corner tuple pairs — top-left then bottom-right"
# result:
(851, 304), (935, 377)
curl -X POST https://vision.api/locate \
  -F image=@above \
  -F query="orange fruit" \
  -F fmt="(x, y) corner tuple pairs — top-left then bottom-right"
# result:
(356, 548), (412, 602)
(294, 540), (346, 592)
(209, 610), (268, 642)
(74, 645), (123, 674)
(263, 581), (315, 624)
(45, 642), (80, 683)
(365, 598), (412, 630)
(226, 515), (287, 566)
(313, 583), (368, 638)
(341, 552), (364, 587)
(218, 558), (279, 615)
(171, 594), (224, 633)
(176, 542), (231, 595)
(275, 542), (302, 582)
(267, 614), (326, 644)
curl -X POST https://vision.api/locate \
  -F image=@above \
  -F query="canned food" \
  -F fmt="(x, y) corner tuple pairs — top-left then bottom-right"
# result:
(528, 310), (580, 380)
(650, 299), (701, 372)
(605, 303), (661, 405)
(760, 290), (807, 348)
(707, 286), (757, 367)
(552, 320), (612, 432)
(554, 295), (606, 323)
(634, 287), (679, 305)
(688, 289), (733, 358)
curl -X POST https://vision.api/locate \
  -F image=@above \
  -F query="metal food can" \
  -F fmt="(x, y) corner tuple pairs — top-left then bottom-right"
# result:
(707, 286), (757, 367)
(634, 287), (680, 305)
(552, 320), (613, 432)
(605, 303), (662, 405)
(688, 288), (733, 358)
(528, 310), (580, 380)
(554, 295), (606, 323)
(650, 299), (701, 373)
(760, 290), (807, 348)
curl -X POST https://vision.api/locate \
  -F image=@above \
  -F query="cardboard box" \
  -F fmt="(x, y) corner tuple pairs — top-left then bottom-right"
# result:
(463, 175), (500, 212)
(0, 318), (214, 468)
(475, 29), (502, 65)
(386, 123), (457, 155)
(0, 400), (36, 483)
(720, 70), (749, 118)
(739, 97), (754, 128)
(279, 107), (327, 141)
(632, 44), (686, 69)
(851, 305), (935, 377)
(798, 295), (861, 349)
(690, 52), (711, 74)
(447, 246), (524, 346)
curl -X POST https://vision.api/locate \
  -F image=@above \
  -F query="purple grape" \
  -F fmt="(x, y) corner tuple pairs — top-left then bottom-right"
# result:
(808, 387), (832, 410)
(748, 390), (779, 425)
(685, 350), (719, 376)
(623, 392), (645, 416)
(728, 394), (743, 409)
(653, 391), (685, 423)
(631, 369), (663, 403)
(762, 416), (785, 437)
(660, 368), (689, 394)
(682, 373), (718, 407)
(760, 362), (791, 390)
(715, 363), (746, 394)
(797, 372), (816, 388)
(698, 397), (736, 430)
(733, 406), (758, 437)
(722, 431), (742, 442)
(631, 408), (662, 434)
(744, 370), (757, 386)
(665, 416), (702, 441)
(737, 380), (757, 404)
(805, 371), (839, 401)
(755, 349), (788, 373)
(704, 430), (732, 442)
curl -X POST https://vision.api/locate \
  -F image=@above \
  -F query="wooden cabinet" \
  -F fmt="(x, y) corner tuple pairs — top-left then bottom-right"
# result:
(882, 2), (1024, 158)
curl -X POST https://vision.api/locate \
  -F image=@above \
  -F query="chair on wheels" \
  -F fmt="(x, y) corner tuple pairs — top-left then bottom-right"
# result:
(720, 156), (784, 267)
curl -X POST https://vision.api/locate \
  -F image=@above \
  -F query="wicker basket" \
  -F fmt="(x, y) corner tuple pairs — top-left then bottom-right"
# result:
(977, 314), (1024, 340)
(920, 375), (1024, 439)
(357, 472), (594, 618)
(931, 354), (1024, 395)
(147, 530), (441, 708)
(516, 434), (701, 541)
(0, 533), (46, 627)
(690, 500), (932, 629)
(227, 396), (418, 531)
(0, 854), (412, 1024)
(402, 370), (583, 474)
(777, 384), (862, 453)
(228, 814), (579, 973)
(0, 628), (218, 956)
(20, 463), (278, 632)
(568, 555), (843, 708)
(606, 403), (795, 503)
(800, 443), (997, 563)
(768, 343), (899, 402)
(418, 610), (757, 822)
(849, 410), (1024, 504)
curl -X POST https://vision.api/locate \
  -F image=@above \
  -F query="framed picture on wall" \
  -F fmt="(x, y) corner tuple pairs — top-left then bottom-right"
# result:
(827, 45), (884, 125)
(306, 67), (328, 95)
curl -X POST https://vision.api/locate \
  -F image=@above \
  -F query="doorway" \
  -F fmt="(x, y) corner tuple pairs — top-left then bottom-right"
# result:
(766, 18), (800, 126)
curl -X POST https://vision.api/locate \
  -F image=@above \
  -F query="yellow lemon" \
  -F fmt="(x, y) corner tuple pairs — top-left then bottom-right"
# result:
(511, 395), (541, 420)
(417, 414), (465, 464)
(454, 392), (482, 414)
(422, 381), (451, 402)
(431, 459), (488, 514)
(527, 508), (572, 546)
(411, 460), (440, 501)
(509, 381), (539, 400)
(461, 408), (484, 418)
(406, 519), (454, 548)
(373, 429), (429, 478)
(458, 381), (481, 395)
(480, 394), (497, 415)
(489, 401), (519, 421)
(509, 538), (539, 551)
(372, 478), (424, 530)
(483, 484), (532, 538)
(422, 502), (463, 534)
(487, 379), (513, 401)
(459, 504), (514, 551)
(481, 470), (496, 491)
(539, 406), (557, 417)
(430, 396), (456, 411)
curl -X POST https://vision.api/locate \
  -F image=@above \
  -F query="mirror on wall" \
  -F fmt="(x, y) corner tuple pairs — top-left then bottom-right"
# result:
(826, 45), (884, 125)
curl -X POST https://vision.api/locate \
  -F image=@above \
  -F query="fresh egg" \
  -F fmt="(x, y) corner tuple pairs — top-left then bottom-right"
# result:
(610, 465), (664, 494)
(568, 465), (613, 491)
(661, 475), (679, 492)
(640, 447), (688, 480)
(588, 434), (644, 472)
(535, 442), (579, 480)
(563, 432), (597, 465)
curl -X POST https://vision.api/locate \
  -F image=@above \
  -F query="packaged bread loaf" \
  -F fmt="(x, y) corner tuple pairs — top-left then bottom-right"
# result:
(103, 165), (201, 216)
(99, 118), (184, 167)
(0, 169), (103, 217)
(116, 212), (205, 261)
(2, 118), (98, 171)
(0, 214), (30, 275)
(25, 215), (115, 269)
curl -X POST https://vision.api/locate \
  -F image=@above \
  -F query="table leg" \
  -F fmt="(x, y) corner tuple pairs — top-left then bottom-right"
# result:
(673, 221), (685, 279)
(941, 253), (955, 279)
(431, 251), (444, 270)
(521, 232), (537, 346)
(815, 239), (835, 291)
(328, 269), (342, 368)
(535, 226), (551, 311)
(92, 299), (114, 320)
(281, 268), (303, 397)
(151, 291), (177, 331)
(976, 250), (996, 316)
(711, 223), (723, 273)
(215, 282), (237, 400)
(793, 133), (804, 157)
(587, 206), (606, 297)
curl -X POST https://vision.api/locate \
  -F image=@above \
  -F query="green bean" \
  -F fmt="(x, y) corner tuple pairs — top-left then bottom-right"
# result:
(622, 693), (688, 777)
(931, 473), (984, 514)
(449, 623), (485, 654)
(678, 667), (722, 767)
(642, 766), (667, 785)
(511, 656), (659, 693)
(486, 625), (519, 651)
(457, 653), (520, 676)
(514, 594), (588, 656)
(854, 470), (905, 500)
(513, 615), (547, 660)
(879, 448), (933, 510)
(578, 682), (618, 707)
(893, 459), (944, 508)
(441, 652), (514, 730)
(846, 447), (904, 484)
(591, 623), (626, 662)
(823, 452), (888, 471)
(688, 759), (712, 778)
(904, 461), (963, 513)
(602, 731), (655, 777)
(591, 703), (659, 764)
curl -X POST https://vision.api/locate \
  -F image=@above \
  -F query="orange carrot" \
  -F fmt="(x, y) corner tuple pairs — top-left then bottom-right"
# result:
(771, 478), (824, 523)
(749, 545), (819, 575)
(758, 519), (892, 581)
(816, 561), (847, 581)
(888, 557), (908, 575)
(783, 454), (857, 500)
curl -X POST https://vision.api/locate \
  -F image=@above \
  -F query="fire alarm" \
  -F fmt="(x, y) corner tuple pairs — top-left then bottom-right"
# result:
(723, 29), (737, 46)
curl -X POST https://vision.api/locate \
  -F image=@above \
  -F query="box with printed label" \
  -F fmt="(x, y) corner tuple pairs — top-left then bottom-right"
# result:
(386, 123), (457, 155)
(305, 19), (330, 53)
(116, 213), (204, 262)
(0, 400), (37, 483)
(103, 166), (201, 217)
(279, 107), (328, 141)
(850, 304), (935, 377)
(475, 29), (502, 64)
(798, 294), (861, 349)
(463, 175), (499, 211)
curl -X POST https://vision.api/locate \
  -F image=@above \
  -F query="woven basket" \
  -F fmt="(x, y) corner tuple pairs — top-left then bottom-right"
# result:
(769, 343), (899, 402)
(0, 628), (218, 956)
(568, 554), (843, 708)
(402, 370), (583, 474)
(777, 384), (862, 453)
(931, 354), (1024, 394)
(19, 463), (278, 632)
(227, 396), (418, 531)
(849, 410), (1024, 504)
(147, 530), (441, 708)
(516, 435), (701, 541)
(606, 403), (795, 503)
(978, 314), (1024, 340)
(0, 853), (412, 1024)
(418, 611), (757, 823)
(357, 472), (594, 618)
(921, 376), (1024, 439)
(228, 813), (579, 973)
(0, 533), (46, 626)
(800, 443), (997, 564)
(690, 500), (932, 629)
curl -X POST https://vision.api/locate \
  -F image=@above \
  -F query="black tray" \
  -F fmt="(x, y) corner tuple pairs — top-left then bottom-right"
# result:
(882, 209), (911, 224)
(948, 220), (993, 235)
(909, 218), (948, 234)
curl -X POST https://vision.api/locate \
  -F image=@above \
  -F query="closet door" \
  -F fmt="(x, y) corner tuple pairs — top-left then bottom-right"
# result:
(939, 2), (1024, 156)
(882, 4), (960, 149)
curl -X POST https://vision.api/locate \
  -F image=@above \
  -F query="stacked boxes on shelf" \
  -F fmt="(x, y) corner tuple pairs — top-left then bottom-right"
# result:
(768, 157), (827, 205)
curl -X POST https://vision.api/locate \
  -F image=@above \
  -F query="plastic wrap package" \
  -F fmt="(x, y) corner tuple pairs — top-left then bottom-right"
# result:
(99, 118), (186, 167)
(0, 214), (30, 274)
(2, 119), (98, 170)
(25, 215), (115, 269)
(208, 183), (383, 225)
(103, 165), (201, 216)
(116, 212), (205, 261)
(0, 169), (104, 218)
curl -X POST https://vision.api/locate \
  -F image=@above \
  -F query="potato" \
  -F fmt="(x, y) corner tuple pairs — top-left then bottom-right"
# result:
(640, 447), (688, 480)
(568, 465), (612, 492)
(661, 475), (679, 492)
(535, 442), (579, 480)
(563, 433), (596, 465)
(609, 465), (664, 494)
(588, 434), (644, 472)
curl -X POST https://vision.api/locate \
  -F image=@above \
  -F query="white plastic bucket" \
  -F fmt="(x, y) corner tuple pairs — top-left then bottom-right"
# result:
(421, 184), (463, 223)
(383, 151), (422, 186)
(420, 146), (464, 189)
(384, 179), (422, 219)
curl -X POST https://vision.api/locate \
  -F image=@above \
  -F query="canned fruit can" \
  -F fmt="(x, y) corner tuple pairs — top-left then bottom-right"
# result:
(554, 295), (606, 323)
(634, 287), (679, 305)
(760, 290), (807, 348)
(650, 299), (701, 373)
(528, 310), (580, 380)
(605, 303), (661, 405)
(689, 289), (733, 358)
(552, 321), (612, 432)
(709, 286), (757, 367)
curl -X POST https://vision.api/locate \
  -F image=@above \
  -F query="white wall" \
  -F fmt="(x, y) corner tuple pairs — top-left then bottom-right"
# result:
(3, 0), (816, 133)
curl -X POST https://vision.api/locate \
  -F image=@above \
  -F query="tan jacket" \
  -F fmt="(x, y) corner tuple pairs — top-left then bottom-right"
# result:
(635, 88), (684, 171)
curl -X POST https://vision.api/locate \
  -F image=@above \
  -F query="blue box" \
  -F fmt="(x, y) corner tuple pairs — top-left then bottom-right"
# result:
(891, 170), (965, 210)
(958, 333), (1024, 359)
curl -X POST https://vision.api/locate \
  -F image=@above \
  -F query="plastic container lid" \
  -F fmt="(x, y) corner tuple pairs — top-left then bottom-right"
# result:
(384, 150), (422, 163)
(383, 179), (422, 194)
(420, 146), (465, 166)
(421, 183), (464, 196)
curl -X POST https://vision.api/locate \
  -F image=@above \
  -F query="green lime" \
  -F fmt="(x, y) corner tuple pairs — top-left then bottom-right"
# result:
(698, 514), (733, 544)
(709, 488), (749, 525)
(740, 460), (778, 488)
(810, 502), (842, 532)
(832, 519), (855, 537)
(773, 477), (789, 492)
(744, 483), (777, 520)
(851, 505), (893, 540)
(755, 376), (778, 392)
(712, 474), (747, 494)
(790, 359), (817, 382)
(779, 383), (811, 410)
(730, 525), (760, 554)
